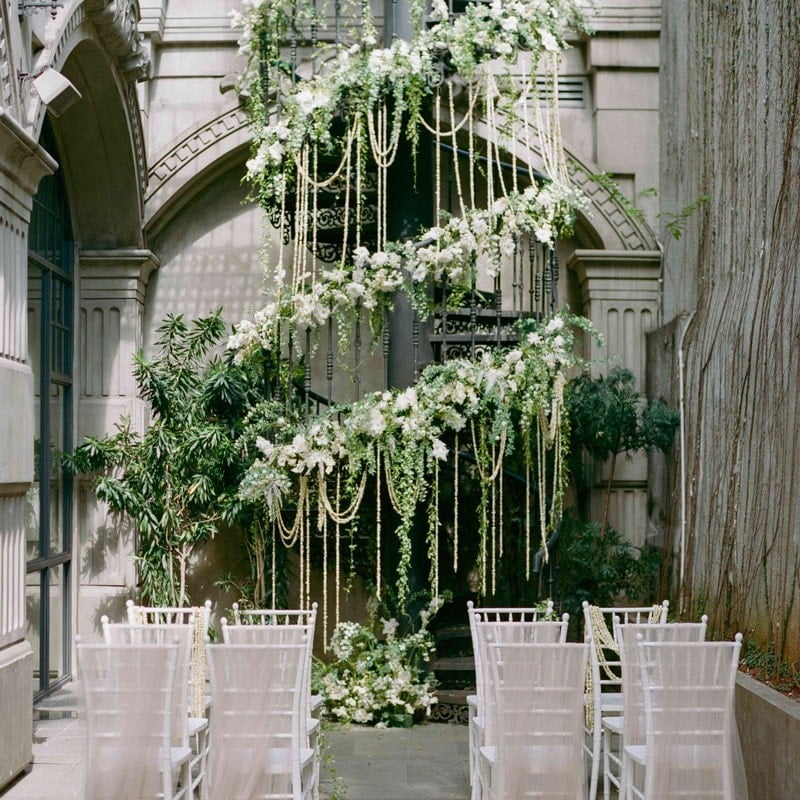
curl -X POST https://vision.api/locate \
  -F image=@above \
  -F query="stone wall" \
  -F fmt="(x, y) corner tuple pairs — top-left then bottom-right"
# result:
(736, 673), (800, 800)
(657, 1), (800, 656)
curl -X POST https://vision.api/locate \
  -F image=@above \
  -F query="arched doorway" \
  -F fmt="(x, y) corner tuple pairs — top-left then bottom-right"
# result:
(26, 119), (75, 699)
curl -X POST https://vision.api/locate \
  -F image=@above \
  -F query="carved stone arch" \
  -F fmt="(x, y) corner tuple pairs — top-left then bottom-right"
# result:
(28, 0), (149, 248)
(467, 118), (659, 251)
(144, 105), (251, 238)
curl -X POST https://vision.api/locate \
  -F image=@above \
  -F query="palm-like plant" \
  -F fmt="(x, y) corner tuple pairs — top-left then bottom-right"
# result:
(66, 312), (258, 606)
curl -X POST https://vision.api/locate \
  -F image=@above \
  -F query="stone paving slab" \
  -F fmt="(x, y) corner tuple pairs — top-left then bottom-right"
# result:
(2, 689), (471, 800)
(319, 724), (470, 800)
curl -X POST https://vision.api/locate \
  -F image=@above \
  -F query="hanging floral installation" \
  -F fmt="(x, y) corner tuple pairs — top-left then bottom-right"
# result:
(228, 0), (597, 639)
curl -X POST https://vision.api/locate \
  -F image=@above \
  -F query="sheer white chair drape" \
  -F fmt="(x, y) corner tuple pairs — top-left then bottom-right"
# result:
(603, 620), (707, 800)
(479, 642), (589, 800)
(76, 639), (192, 800)
(466, 602), (556, 799)
(101, 620), (193, 746)
(582, 600), (669, 800)
(473, 617), (570, 753)
(229, 604), (321, 716)
(221, 625), (318, 759)
(100, 619), (209, 798)
(206, 641), (314, 800)
(126, 599), (212, 719)
(630, 637), (747, 800)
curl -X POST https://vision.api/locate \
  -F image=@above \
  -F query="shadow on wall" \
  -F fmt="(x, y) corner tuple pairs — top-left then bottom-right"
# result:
(145, 165), (269, 349)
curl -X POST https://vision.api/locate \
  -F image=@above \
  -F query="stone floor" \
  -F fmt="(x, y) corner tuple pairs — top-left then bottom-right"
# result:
(319, 724), (470, 800)
(0, 685), (471, 800)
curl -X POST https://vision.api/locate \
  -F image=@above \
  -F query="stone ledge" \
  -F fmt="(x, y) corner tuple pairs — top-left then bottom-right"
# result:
(736, 671), (800, 800)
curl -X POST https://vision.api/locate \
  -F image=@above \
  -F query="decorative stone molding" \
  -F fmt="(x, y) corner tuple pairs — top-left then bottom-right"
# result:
(145, 106), (251, 234)
(0, 496), (27, 649)
(569, 248), (662, 547)
(78, 249), (157, 434)
(27, 2), (149, 200)
(148, 106), (249, 195)
(137, 0), (167, 43)
(468, 116), (659, 252)
(569, 248), (662, 382)
(84, 0), (150, 80)
(0, 5), (21, 120)
(567, 158), (659, 251)
(586, 2), (661, 33)
(0, 109), (57, 202)
(80, 248), (159, 303)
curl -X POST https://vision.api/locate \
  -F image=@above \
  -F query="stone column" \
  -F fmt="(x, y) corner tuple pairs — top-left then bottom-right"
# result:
(568, 248), (661, 547)
(75, 250), (158, 641)
(0, 110), (56, 788)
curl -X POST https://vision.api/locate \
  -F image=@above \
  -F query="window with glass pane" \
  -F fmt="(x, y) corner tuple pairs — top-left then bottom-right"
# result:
(26, 119), (74, 699)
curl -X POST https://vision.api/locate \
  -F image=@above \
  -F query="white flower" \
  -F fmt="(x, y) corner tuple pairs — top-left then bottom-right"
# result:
(430, 0), (449, 20)
(545, 316), (565, 333)
(431, 438), (448, 461)
(382, 618), (399, 638)
(394, 387), (418, 412)
(537, 27), (560, 52)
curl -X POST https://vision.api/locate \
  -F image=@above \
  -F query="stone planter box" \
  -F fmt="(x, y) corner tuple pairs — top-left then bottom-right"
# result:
(736, 671), (800, 799)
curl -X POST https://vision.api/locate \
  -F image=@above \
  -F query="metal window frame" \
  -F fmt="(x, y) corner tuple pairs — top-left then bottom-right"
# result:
(27, 124), (74, 702)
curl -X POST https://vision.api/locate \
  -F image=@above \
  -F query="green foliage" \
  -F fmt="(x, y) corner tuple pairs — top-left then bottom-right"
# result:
(740, 638), (800, 692)
(566, 368), (680, 535)
(64, 312), (264, 606)
(659, 194), (709, 240)
(567, 368), (679, 460)
(557, 514), (661, 631)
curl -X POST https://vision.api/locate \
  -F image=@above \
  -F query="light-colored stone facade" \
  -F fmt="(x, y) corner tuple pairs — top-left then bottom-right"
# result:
(0, 0), (663, 786)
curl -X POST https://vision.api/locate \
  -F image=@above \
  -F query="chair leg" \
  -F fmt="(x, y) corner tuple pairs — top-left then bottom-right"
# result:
(588, 716), (601, 800)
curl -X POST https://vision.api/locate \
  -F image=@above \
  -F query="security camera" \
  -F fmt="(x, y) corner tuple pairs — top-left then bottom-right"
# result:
(31, 68), (81, 117)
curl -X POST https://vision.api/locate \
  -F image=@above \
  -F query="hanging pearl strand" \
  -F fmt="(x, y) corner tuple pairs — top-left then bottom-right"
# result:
(417, 82), (478, 218)
(297, 116), (359, 189)
(276, 478), (306, 547)
(499, 446), (504, 559)
(335, 469), (341, 627)
(291, 146), (306, 296)
(520, 74), (538, 184)
(375, 445), (382, 598)
(298, 488), (305, 607)
(525, 435), (531, 579)
(276, 178), (288, 288)
(271, 520), (277, 606)
(339, 116), (355, 270)
(485, 72), (510, 200)
(434, 88), (442, 225)
(490, 437), (496, 596)
(484, 72), (494, 207)
(468, 82), (476, 209)
(434, 459), (440, 598)
(306, 487), (312, 611)
(453, 432), (459, 571)
(311, 144), (319, 283)
(318, 469), (368, 523)
(318, 484), (329, 649)
(355, 118), (362, 251)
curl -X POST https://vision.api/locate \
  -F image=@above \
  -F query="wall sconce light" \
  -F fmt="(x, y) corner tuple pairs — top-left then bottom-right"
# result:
(27, 66), (82, 117)
(18, 1), (64, 18)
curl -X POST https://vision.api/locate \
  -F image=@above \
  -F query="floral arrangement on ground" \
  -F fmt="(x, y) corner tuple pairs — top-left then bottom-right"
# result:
(314, 597), (445, 727)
